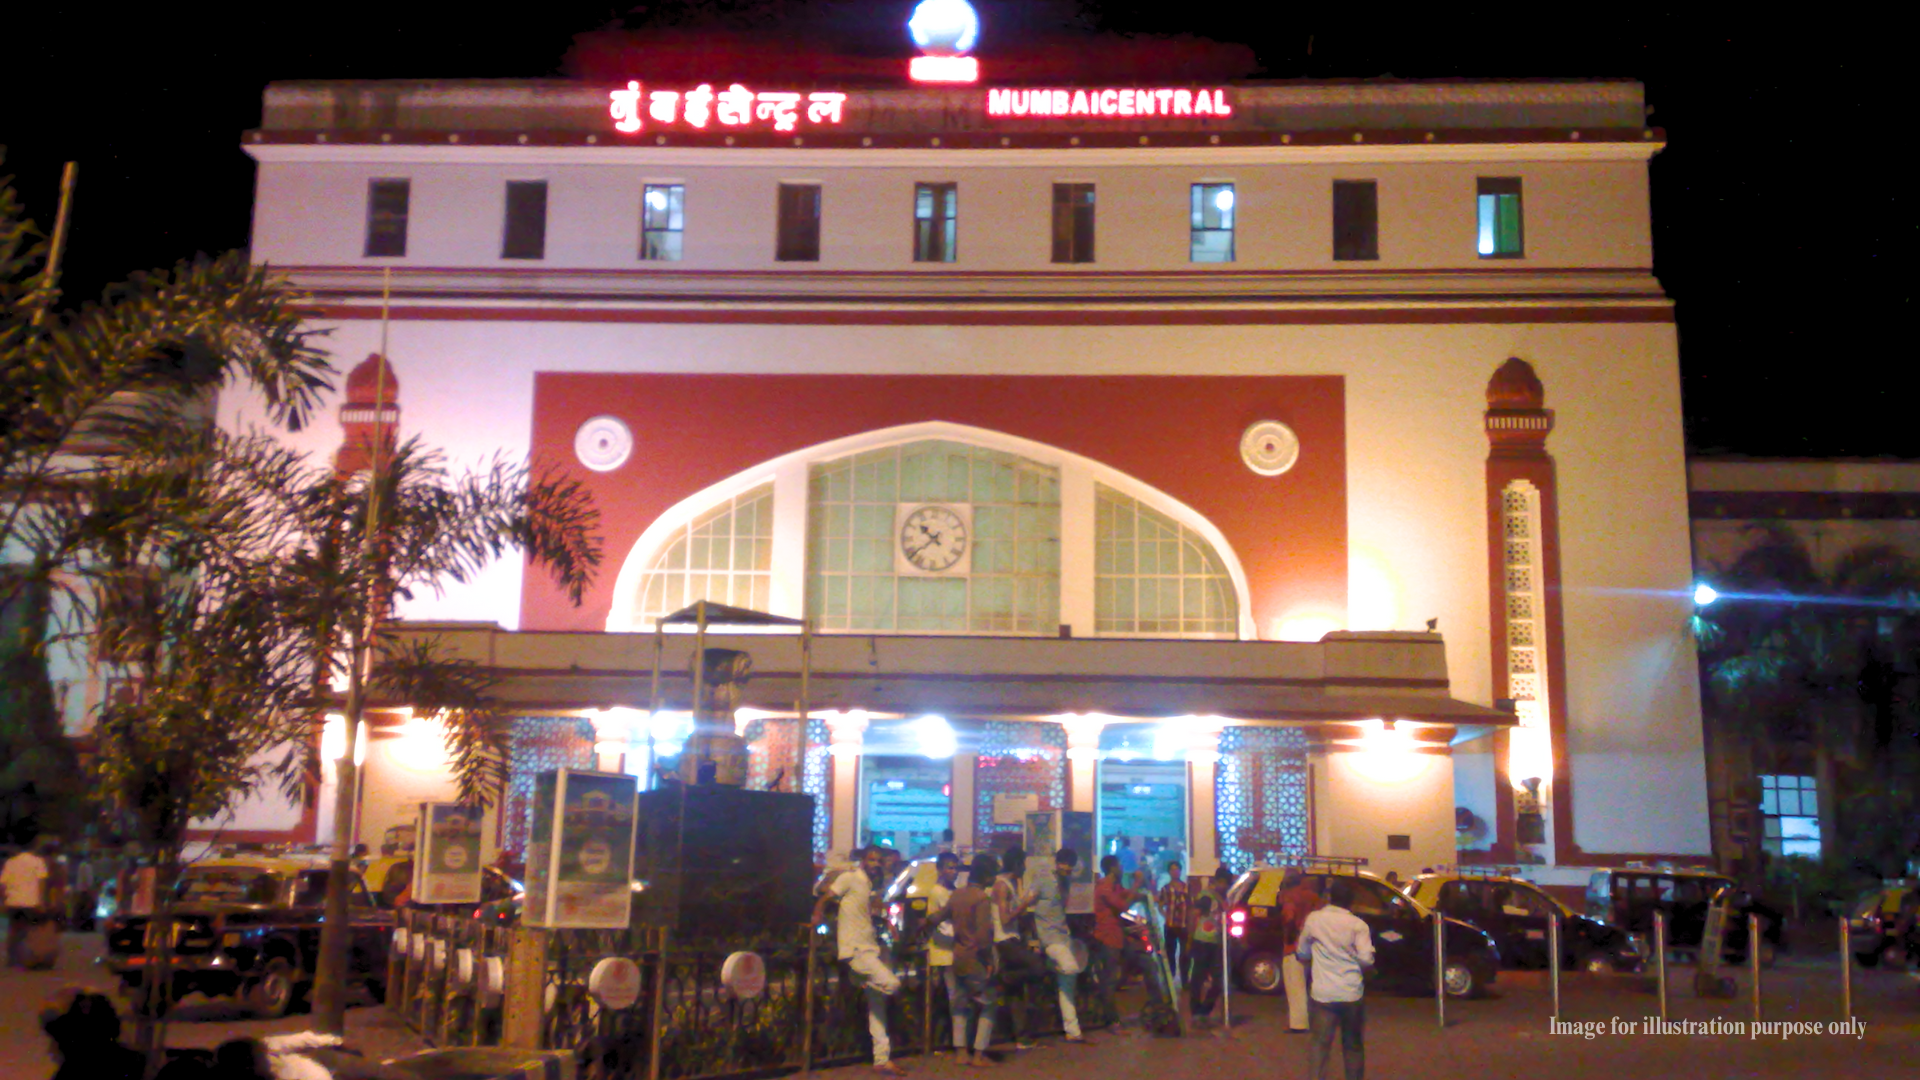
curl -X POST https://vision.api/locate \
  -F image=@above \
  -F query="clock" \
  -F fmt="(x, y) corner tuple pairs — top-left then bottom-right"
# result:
(898, 504), (970, 573)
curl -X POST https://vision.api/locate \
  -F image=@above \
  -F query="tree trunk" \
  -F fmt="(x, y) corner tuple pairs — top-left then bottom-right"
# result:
(311, 638), (367, 1035)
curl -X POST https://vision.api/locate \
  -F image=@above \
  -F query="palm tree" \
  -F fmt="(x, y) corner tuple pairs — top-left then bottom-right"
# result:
(1696, 522), (1920, 879)
(274, 435), (601, 1034)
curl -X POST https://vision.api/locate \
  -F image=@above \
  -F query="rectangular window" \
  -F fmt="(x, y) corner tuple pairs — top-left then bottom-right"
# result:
(913, 182), (957, 263)
(1051, 183), (1096, 264)
(1477, 177), (1524, 258)
(776, 183), (821, 262)
(1332, 180), (1378, 261)
(501, 181), (548, 260)
(1190, 182), (1235, 263)
(640, 184), (685, 262)
(1759, 774), (1821, 857)
(363, 179), (410, 258)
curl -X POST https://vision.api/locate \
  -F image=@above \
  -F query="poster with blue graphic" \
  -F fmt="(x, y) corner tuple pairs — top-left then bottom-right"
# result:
(528, 769), (638, 929)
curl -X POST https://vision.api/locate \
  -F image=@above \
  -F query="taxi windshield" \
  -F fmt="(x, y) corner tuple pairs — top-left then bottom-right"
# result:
(175, 867), (283, 905)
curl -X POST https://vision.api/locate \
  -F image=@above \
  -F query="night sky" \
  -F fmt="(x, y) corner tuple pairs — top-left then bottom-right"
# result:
(2, 4), (1902, 457)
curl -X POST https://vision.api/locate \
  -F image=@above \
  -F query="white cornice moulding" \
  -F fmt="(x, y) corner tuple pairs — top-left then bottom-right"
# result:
(244, 140), (1662, 170)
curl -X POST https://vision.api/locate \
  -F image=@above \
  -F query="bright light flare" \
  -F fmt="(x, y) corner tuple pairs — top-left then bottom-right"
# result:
(1693, 583), (1719, 607)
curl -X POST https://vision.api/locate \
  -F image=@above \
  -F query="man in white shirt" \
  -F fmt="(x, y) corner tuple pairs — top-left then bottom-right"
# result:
(813, 845), (906, 1075)
(1295, 878), (1375, 1080)
(3, 841), (51, 968)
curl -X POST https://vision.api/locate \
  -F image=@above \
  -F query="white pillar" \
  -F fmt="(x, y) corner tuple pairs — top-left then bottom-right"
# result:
(1188, 720), (1225, 876)
(1061, 715), (1106, 815)
(951, 752), (977, 849)
(826, 712), (869, 856)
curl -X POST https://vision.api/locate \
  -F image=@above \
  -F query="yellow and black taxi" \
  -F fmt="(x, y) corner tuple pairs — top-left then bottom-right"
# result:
(102, 854), (393, 1017)
(1848, 882), (1918, 969)
(1584, 866), (1784, 965)
(1225, 857), (1501, 998)
(1402, 868), (1643, 973)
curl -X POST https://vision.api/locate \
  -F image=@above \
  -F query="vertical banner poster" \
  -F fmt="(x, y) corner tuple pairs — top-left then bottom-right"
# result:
(1024, 810), (1097, 914)
(528, 768), (639, 929)
(412, 802), (486, 905)
(1060, 810), (1096, 914)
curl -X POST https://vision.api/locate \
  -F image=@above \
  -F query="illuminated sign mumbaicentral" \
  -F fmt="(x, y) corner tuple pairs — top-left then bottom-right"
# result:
(609, 82), (848, 133)
(986, 87), (1234, 119)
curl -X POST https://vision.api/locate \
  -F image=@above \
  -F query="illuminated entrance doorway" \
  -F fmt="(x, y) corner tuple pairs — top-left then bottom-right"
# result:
(859, 717), (959, 856)
(1097, 724), (1189, 887)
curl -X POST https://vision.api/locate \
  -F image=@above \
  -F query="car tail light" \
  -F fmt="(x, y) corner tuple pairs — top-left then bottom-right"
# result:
(1229, 925), (1244, 938)
(1229, 910), (1247, 924)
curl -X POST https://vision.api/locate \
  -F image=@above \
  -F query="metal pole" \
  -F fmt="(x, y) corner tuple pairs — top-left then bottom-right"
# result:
(1549, 912), (1561, 1021)
(1221, 915), (1233, 1032)
(1840, 914), (1851, 1024)
(801, 927), (818, 1076)
(1655, 912), (1668, 1021)
(29, 162), (77, 325)
(1433, 910), (1446, 1029)
(922, 952), (933, 1056)
(797, 619), (813, 791)
(648, 624), (664, 789)
(648, 927), (669, 1080)
(1748, 914), (1761, 1026)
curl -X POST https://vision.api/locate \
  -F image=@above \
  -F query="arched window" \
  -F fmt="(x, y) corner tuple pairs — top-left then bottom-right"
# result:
(637, 483), (773, 626)
(807, 439), (1061, 633)
(1094, 484), (1236, 636)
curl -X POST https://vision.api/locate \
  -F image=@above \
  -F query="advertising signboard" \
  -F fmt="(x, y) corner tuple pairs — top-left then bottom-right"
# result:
(1025, 809), (1097, 914)
(525, 769), (639, 929)
(411, 802), (485, 905)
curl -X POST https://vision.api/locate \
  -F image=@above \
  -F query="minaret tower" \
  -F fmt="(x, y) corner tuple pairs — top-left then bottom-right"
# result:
(1484, 358), (1572, 865)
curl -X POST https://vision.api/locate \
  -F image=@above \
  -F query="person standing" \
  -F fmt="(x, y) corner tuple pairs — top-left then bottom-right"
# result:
(1025, 847), (1092, 1045)
(1296, 879), (1375, 1080)
(991, 847), (1044, 1050)
(3, 839), (51, 968)
(926, 853), (960, 1057)
(813, 846), (907, 1076)
(1090, 855), (1144, 1025)
(1278, 872), (1325, 1034)
(1157, 860), (1190, 978)
(929, 854), (1002, 1067)
(1186, 865), (1232, 1027)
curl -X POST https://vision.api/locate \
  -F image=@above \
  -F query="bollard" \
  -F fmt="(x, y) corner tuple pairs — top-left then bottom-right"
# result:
(1433, 910), (1446, 1029)
(1840, 914), (1851, 1024)
(1655, 912), (1668, 1020)
(1549, 912), (1561, 1021)
(1749, 914), (1761, 1026)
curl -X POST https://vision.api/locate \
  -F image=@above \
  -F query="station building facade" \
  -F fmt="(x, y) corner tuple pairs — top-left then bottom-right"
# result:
(204, 73), (1709, 884)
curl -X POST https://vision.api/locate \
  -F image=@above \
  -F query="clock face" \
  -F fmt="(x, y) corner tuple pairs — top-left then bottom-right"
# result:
(900, 505), (969, 572)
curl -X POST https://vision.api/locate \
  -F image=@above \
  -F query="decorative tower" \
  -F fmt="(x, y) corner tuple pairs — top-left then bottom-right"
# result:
(1484, 358), (1572, 865)
(333, 353), (400, 476)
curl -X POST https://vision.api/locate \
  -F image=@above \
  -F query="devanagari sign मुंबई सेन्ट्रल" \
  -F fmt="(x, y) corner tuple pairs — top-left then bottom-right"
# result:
(609, 82), (849, 134)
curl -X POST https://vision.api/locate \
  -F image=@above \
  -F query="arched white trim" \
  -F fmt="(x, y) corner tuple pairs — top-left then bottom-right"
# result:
(607, 421), (1257, 639)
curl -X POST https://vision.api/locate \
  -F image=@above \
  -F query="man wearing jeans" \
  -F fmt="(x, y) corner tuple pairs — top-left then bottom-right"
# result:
(1295, 878), (1374, 1080)
(1025, 848), (1093, 1045)
(814, 846), (906, 1075)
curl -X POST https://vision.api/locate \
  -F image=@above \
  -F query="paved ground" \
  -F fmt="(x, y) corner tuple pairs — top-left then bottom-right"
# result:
(815, 957), (1920, 1080)
(2, 931), (427, 1079)
(5, 935), (1915, 1078)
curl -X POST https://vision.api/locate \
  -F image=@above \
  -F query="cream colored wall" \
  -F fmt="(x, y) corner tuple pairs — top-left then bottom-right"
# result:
(1313, 750), (1456, 880)
(250, 156), (1652, 272)
(354, 728), (500, 867)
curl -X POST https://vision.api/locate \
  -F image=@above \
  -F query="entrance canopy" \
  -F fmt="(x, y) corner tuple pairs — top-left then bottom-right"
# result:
(376, 622), (1512, 742)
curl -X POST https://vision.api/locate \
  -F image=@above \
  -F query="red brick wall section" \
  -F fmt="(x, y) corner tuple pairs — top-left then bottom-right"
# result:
(520, 373), (1347, 637)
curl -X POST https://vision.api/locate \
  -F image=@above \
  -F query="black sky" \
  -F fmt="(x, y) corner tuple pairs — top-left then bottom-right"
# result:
(1, 4), (1904, 456)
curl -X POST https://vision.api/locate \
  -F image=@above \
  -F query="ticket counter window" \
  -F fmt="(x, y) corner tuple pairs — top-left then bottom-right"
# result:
(1098, 750), (1188, 888)
(861, 754), (952, 856)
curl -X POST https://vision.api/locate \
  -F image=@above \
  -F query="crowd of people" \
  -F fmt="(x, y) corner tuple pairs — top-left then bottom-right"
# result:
(815, 844), (1377, 1079)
